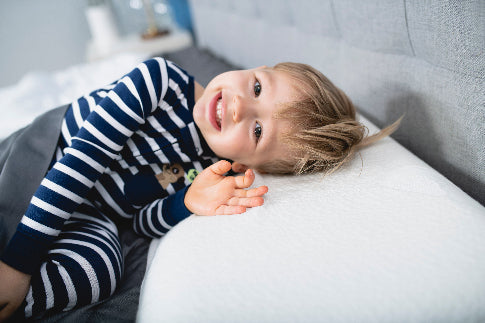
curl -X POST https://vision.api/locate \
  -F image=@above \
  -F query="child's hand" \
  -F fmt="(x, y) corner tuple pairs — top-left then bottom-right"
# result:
(0, 261), (31, 322)
(185, 160), (268, 215)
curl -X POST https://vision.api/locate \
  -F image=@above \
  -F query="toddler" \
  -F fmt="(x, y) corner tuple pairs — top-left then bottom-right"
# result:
(0, 58), (399, 320)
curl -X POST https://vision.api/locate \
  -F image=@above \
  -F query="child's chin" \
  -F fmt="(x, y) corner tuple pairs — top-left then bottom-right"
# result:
(192, 111), (205, 130)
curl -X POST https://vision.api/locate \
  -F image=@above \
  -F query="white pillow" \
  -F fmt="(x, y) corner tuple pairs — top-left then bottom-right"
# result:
(137, 118), (485, 322)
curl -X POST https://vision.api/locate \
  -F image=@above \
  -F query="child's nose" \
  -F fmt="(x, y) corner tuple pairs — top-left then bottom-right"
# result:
(232, 95), (243, 123)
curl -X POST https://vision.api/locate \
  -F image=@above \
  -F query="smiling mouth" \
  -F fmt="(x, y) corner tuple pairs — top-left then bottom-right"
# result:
(215, 97), (222, 128)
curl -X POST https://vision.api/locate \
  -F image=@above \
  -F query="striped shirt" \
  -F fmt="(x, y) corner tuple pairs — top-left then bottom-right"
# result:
(2, 58), (218, 274)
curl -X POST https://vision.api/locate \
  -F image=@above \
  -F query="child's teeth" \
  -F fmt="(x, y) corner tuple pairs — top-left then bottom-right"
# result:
(216, 98), (222, 127)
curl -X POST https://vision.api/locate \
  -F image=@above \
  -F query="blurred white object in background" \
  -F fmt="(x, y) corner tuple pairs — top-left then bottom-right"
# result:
(86, 30), (192, 61)
(0, 53), (148, 139)
(85, 1), (120, 57)
(86, 0), (192, 61)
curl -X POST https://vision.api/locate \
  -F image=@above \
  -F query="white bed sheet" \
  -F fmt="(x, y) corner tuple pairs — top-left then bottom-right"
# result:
(138, 120), (485, 322)
(0, 53), (148, 139)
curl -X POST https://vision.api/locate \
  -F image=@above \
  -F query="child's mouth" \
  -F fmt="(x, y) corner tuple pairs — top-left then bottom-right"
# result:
(209, 92), (223, 131)
(215, 98), (222, 128)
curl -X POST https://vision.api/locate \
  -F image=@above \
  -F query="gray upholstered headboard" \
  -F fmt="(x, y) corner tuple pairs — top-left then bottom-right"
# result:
(188, 0), (484, 205)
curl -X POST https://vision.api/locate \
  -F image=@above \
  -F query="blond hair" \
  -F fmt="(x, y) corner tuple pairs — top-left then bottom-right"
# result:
(258, 62), (402, 175)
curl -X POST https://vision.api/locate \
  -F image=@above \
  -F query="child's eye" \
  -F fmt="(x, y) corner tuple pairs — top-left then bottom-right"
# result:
(254, 122), (262, 142)
(254, 79), (262, 97)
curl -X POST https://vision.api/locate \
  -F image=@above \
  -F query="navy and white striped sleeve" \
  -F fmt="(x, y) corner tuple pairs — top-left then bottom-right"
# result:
(1, 58), (171, 275)
(133, 186), (192, 238)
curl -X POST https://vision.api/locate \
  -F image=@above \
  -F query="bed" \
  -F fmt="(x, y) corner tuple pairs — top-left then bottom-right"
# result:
(1, 0), (484, 322)
(138, 0), (485, 322)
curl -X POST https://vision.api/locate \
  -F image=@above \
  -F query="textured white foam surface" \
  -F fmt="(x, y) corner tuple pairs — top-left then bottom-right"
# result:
(139, 119), (485, 322)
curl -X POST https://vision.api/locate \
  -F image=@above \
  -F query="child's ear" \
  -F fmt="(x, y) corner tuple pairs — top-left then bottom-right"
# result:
(231, 162), (249, 173)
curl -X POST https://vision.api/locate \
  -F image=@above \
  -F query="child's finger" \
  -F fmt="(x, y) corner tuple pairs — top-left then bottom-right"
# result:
(227, 196), (264, 208)
(234, 169), (255, 188)
(0, 304), (16, 322)
(215, 205), (246, 215)
(234, 185), (268, 198)
(208, 160), (232, 176)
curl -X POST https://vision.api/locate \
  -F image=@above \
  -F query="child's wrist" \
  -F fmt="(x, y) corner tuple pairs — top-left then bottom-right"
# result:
(183, 185), (196, 214)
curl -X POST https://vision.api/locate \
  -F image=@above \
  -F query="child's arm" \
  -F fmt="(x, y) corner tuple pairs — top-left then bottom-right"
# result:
(132, 160), (268, 238)
(1, 58), (175, 276)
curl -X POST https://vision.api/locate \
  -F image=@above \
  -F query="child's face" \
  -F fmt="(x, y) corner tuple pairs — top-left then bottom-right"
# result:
(193, 67), (296, 171)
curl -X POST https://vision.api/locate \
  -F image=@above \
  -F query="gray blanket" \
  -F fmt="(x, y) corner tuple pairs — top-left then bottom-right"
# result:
(0, 106), (150, 322)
